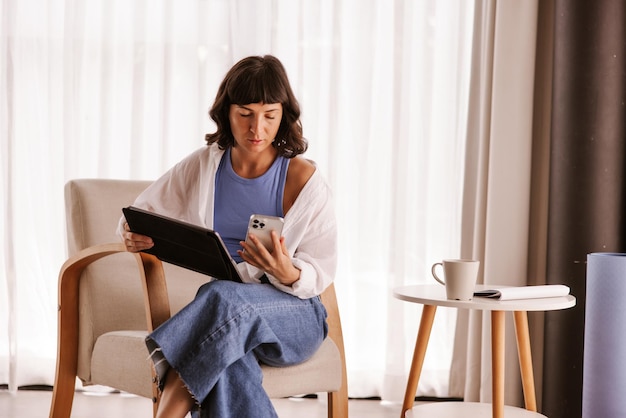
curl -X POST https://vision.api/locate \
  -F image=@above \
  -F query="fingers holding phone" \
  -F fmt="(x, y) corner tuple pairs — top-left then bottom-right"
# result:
(244, 214), (284, 253)
(239, 214), (300, 285)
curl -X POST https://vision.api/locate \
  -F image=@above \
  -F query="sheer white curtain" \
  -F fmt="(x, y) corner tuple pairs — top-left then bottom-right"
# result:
(0, 0), (474, 400)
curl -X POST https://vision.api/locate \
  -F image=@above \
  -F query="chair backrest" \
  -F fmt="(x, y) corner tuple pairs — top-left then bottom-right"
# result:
(65, 179), (207, 382)
(65, 179), (151, 255)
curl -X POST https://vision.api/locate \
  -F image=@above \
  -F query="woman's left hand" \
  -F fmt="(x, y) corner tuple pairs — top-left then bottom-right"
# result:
(238, 231), (300, 286)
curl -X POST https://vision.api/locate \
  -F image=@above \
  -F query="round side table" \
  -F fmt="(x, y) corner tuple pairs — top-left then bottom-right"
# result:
(393, 284), (575, 418)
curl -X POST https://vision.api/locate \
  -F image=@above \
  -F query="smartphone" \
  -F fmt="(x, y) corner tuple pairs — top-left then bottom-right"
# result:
(244, 214), (285, 253)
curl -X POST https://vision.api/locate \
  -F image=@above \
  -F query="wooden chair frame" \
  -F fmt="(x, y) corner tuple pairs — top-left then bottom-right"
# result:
(49, 243), (348, 418)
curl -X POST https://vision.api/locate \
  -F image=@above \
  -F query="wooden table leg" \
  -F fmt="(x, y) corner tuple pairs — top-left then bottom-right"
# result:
(513, 310), (537, 411)
(491, 310), (505, 418)
(401, 304), (437, 418)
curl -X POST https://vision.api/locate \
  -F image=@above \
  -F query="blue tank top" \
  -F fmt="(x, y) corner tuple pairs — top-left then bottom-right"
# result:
(214, 147), (289, 263)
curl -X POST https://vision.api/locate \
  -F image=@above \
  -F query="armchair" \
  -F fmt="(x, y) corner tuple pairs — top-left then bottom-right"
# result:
(49, 178), (348, 417)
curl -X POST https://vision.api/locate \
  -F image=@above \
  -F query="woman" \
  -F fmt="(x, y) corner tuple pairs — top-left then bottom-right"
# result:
(119, 55), (337, 417)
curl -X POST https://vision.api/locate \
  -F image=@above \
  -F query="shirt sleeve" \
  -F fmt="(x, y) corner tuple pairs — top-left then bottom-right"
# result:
(116, 146), (218, 238)
(265, 170), (338, 299)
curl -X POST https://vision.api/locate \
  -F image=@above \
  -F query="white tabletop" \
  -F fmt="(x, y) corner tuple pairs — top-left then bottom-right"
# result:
(394, 284), (576, 311)
(407, 402), (547, 417)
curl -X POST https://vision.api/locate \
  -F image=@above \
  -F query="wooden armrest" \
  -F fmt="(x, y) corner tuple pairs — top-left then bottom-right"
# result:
(319, 283), (349, 418)
(319, 284), (346, 368)
(135, 252), (171, 330)
(57, 243), (171, 336)
(51, 243), (170, 418)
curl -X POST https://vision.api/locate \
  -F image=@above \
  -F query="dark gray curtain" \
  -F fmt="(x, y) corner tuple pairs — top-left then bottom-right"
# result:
(542, 0), (626, 417)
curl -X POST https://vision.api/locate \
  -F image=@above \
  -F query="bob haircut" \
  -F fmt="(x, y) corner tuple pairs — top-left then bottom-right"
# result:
(205, 55), (307, 157)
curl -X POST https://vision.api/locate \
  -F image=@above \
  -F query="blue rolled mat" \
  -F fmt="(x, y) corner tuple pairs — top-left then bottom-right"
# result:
(583, 253), (626, 418)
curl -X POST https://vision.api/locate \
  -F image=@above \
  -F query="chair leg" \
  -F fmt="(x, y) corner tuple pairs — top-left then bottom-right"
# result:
(50, 260), (83, 418)
(327, 386), (349, 418)
(151, 367), (161, 417)
(48, 367), (76, 418)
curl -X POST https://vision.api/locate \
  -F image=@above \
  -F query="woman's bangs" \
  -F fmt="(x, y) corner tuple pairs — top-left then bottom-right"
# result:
(228, 72), (286, 105)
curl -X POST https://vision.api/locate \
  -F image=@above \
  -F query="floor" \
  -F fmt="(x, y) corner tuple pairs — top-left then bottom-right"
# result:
(0, 386), (421, 418)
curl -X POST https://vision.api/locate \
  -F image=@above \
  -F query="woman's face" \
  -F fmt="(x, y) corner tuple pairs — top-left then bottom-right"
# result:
(229, 102), (283, 154)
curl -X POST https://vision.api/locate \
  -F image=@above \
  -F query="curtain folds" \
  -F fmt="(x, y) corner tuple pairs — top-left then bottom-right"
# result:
(542, 1), (626, 417)
(1, 0), (475, 400)
(526, 0), (557, 409)
(450, 0), (540, 407)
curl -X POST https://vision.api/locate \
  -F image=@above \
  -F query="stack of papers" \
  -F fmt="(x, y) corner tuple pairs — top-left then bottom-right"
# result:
(474, 284), (570, 301)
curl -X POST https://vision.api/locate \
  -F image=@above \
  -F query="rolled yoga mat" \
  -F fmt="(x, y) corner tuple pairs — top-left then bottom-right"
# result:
(583, 253), (626, 418)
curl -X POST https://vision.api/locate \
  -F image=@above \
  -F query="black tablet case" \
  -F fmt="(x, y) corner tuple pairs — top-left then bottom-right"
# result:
(122, 206), (242, 282)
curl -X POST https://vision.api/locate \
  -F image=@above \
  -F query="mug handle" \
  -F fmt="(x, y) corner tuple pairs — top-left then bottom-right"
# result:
(431, 262), (446, 285)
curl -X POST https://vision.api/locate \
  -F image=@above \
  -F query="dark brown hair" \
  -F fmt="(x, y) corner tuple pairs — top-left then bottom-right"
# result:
(205, 55), (307, 157)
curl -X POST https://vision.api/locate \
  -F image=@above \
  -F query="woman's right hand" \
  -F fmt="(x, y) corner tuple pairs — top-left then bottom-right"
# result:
(122, 222), (154, 252)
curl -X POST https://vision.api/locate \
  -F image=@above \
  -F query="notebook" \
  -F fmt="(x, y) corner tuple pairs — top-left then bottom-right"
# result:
(122, 206), (242, 282)
(473, 284), (570, 301)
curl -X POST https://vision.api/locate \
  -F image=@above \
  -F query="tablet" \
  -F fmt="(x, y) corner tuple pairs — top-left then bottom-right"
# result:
(122, 206), (242, 282)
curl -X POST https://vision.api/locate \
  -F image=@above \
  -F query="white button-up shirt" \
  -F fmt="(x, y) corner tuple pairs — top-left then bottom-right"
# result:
(118, 143), (337, 299)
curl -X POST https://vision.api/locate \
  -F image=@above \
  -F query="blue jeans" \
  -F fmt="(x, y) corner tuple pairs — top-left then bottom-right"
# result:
(146, 280), (328, 418)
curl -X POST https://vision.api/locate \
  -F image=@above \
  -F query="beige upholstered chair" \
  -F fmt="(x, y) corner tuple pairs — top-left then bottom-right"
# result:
(49, 179), (348, 418)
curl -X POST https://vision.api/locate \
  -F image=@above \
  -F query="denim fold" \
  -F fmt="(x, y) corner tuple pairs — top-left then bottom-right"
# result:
(146, 280), (327, 418)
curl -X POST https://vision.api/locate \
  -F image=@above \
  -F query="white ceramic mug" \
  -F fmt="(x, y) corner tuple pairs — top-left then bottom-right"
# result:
(431, 259), (480, 300)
